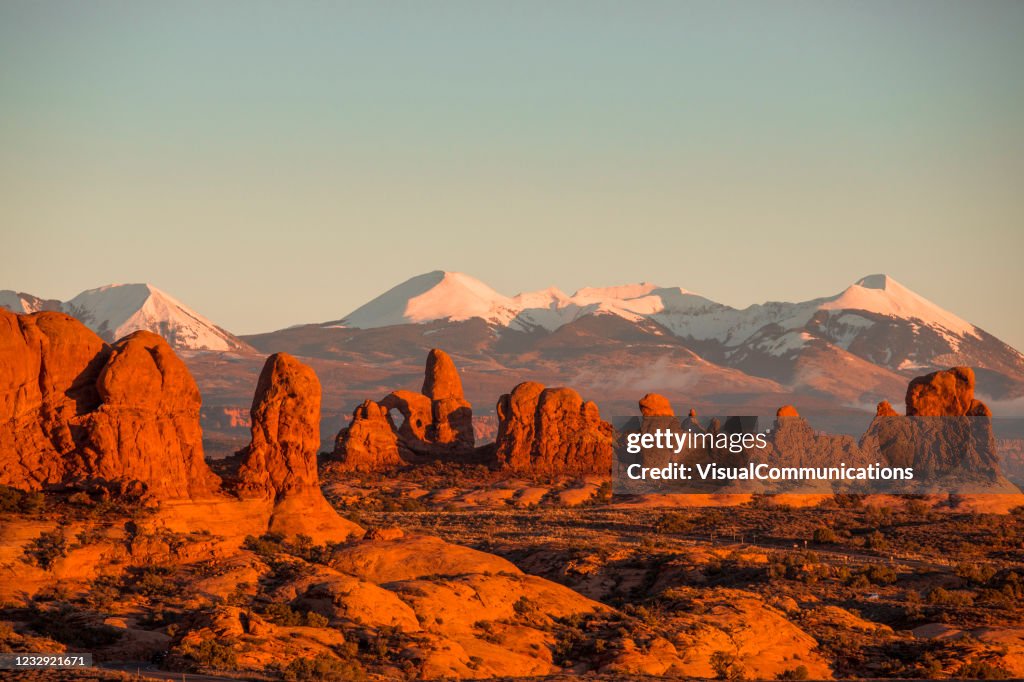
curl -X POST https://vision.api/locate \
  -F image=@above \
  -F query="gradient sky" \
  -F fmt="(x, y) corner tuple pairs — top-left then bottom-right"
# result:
(2, 1), (1023, 347)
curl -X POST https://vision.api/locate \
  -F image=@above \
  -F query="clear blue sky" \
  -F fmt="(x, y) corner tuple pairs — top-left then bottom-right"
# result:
(2, 1), (1023, 348)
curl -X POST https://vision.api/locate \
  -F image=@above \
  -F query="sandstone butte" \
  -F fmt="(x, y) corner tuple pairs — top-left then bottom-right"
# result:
(494, 381), (614, 476)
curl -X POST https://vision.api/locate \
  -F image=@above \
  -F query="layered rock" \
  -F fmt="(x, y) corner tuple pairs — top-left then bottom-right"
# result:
(906, 366), (991, 417)
(332, 400), (402, 472)
(495, 382), (614, 476)
(238, 353), (362, 540)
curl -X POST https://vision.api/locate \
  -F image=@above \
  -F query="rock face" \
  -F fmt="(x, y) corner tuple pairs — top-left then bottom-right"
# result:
(906, 366), (992, 417)
(238, 353), (362, 541)
(0, 310), (220, 499)
(495, 382), (614, 476)
(0, 310), (109, 489)
(79, 331), (222, 499)
(639, 393), (674, 417)
(332, 400), (402, 472)
(342, 348), (474, 463)
(238, 353), (321, 498)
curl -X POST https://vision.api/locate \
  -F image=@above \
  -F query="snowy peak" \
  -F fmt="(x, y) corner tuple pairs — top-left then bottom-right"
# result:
(0, 290), (62, 315)
(821, 274), (978, 340)
(0, 283), (252, 352)
(59, 283), (252, 352)
(338, 271), (519, 328)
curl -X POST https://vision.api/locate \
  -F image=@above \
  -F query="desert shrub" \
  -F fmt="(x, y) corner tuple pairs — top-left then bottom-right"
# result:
(131, 566), (176, 597)
(0, 486), (45, 514)
(261, 603), (329, 628)
(957, 562), (997, 586)
(776, 665), (809, 680)
(927, 587), (974, 607)
(955, 660), (1014, 679)
(243, 532), (287, 558)
(283, 653), (366, 681)
(656, 512), (693, 534)
(175, 638), (239, 671)
(866, 531), (889, 551)
(23, 529), (68, 569)
(711, 650), (746, 680)
(812, 527), (838, 543)
(865, 565), (897, 585)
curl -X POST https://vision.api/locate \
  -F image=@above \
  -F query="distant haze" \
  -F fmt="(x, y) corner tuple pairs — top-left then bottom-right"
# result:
(2, 2), (1022, 348)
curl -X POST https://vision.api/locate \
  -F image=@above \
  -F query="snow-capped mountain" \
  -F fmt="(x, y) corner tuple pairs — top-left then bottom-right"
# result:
(319, 270), (1024, 398)
(1, 284), (252, 353)
(0, 290), (62, 314)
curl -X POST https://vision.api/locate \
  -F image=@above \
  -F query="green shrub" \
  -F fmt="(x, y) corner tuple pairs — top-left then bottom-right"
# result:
(282, 653), (366, 681)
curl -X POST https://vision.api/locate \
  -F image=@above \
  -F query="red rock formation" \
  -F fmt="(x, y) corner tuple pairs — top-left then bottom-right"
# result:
(776, 405), (800, 418)
(0, 310), (109, 489)
(380, 389), (433, 454)
(906, 366), (991, 417)
(238, 353), (361, 540)
(1, 311), (220, 499)
(495, 382), (613, 476)
(374, 349), (474, 460)
(79, 331), (221, 499)
(238, 353), (322, 497)
(875, 400), (899, 417)
(422, 349), (474, 452)
(639, 393), (674, 417)
(333, 400), (402, 471)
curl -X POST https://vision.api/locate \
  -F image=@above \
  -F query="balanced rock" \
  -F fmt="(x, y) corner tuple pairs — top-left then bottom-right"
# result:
(906, 366), (991, 417)
(333, 400), (402, 471)
(495, 382), (613, 476)
(238, 353), (361, 541)
(639, 393), (674, 417)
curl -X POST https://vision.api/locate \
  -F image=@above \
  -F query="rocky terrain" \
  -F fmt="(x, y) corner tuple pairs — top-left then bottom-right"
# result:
(2, 308), (1023, 680)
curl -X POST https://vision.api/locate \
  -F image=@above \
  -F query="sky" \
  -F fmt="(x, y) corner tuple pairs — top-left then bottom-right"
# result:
(2, 1), (1023, 348)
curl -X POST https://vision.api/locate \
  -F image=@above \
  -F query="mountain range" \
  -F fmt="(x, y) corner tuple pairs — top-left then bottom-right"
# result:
(5, 272), (1023, 454)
